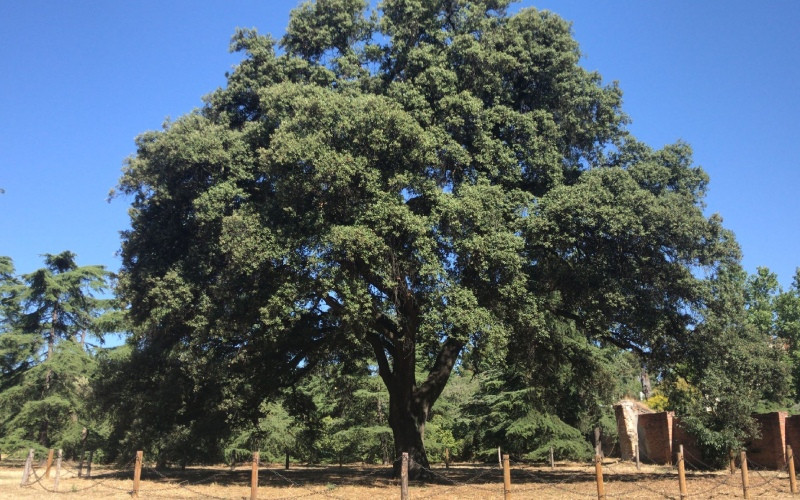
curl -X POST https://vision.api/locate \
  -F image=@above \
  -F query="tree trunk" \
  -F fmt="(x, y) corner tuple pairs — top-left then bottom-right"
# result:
(48, 308), (58, 359)
(389, 390), (431, 479)
(38, 309), (56, 447)
(38, 420), (50, 448)
(640, 367), (651, 400)
(380, 337), (464, 480)
(594, 427), (603, 458)
(377, 398), (390, 465)
(350, 289), (463, 482)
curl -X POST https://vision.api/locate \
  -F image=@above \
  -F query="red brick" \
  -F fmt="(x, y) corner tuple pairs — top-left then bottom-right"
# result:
(638, 412), (673, 465)
(747, 412), (787, 469)
(785, 415), (800, 468)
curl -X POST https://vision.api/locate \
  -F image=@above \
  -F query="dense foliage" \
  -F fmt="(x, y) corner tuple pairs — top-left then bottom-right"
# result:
(110, 0), (785, 474)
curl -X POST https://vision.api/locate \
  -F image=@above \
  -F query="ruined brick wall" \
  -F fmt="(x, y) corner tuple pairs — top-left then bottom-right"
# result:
(785, 415), (800, 468)
(615, 408), (793, 469)
(672, 417), (702, 466)
(614, 401), (638, 460)
(638, 412), (673, 465)
(747, 412), (787, 469)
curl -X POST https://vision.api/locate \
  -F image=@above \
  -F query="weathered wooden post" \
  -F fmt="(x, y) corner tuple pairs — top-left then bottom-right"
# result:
(635, 443), (640, 470)
(132, 450), (143, 498)
(729, 450), (736, 475)
(549, 446), (554, 469)
(250, 451), (259, 500)
(595, 454), (605, 500)
(740, 450), (750, 500)
(502, 453), (512, 500)
(44, 448), (55, 478)
(788, 445), (798, 495)
(677, 445), (687, 500)
(285, 448), (290, 470)
(20, 449), (34, 486)
(445, 447), (450, 469)
(401, 452), (409, 500)
(54, 449), (63, 491)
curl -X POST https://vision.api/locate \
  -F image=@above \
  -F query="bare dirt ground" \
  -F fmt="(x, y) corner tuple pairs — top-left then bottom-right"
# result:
(1, 458), (797, 499)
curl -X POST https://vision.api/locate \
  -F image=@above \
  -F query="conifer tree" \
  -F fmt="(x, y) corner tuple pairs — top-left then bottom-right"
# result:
(0, 252), (112, 453)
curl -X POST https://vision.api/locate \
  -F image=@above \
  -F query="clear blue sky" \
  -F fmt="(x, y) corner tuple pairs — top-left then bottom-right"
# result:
(1, 1), (798, 288)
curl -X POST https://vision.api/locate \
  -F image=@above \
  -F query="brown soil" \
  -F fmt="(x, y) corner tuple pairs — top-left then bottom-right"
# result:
(1, 459), (796, 499)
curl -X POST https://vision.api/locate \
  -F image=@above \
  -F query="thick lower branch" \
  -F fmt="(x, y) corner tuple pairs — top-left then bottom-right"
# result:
(367, 332), (393, 388)
(417, 338), (464, 408)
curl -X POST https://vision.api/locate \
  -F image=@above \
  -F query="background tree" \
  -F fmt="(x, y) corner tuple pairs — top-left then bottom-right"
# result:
(775, 270), (800, 402)
(117, 0), (745, 476)
(745, 267), (781, 339)
(662, 262), (791, 466)
(0, 257), (37, 395)
(0, 252), (113, 456)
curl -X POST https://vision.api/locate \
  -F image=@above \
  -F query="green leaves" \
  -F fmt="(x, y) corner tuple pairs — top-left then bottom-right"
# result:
(282, 0), (372, 63)
(115, 0), (752, 467)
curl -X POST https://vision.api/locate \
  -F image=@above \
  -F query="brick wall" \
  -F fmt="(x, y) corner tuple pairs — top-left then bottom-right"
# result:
(615, 408), (793, 469)
(672, 417), (702, 466)
(638, 412), (673, 465)
(746, 412), (786, 469)
(785, 415), (800, 468)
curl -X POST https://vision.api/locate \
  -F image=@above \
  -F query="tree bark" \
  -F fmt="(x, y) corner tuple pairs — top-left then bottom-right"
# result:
(389, 387), (431, 479)
(377, 397), (390, 465)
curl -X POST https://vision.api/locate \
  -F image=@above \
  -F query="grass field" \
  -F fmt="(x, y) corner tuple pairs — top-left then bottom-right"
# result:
(1, 459), (798, 499)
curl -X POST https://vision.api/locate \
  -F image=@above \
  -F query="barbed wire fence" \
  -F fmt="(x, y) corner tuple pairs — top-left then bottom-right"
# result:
(9, 445), (800, 498)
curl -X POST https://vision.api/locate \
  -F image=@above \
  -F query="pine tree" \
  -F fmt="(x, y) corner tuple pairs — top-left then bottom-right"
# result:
(0, 253), (112, 454)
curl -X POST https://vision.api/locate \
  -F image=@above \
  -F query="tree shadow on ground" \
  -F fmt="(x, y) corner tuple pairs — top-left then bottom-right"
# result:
(79, 462), (720, 490)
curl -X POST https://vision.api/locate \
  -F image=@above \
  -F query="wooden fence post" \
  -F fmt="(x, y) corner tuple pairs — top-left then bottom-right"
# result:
(44, 448), (54, 479)
(740, 450), (750, 500)
(53, 449), (63, 491)
(729, 450), (736, 475)
(250, 451), (259, 500)
(445, 447), (450, 469)
(132, 450), (143, 498)
(20, 448), (34, 486)
(788, 445), (798, 495)
(549, 446), (554, 469)
(677, 445), (687, 500)
(595, 454), (605, 500)
(502, 453), (512, 499)
(401, 452), (409, 500)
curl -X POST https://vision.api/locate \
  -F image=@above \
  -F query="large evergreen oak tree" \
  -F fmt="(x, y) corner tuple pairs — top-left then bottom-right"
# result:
(117, 0), (734, 477)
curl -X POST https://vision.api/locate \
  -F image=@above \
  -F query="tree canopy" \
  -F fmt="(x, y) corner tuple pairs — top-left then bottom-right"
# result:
(116, 0), (757, 476)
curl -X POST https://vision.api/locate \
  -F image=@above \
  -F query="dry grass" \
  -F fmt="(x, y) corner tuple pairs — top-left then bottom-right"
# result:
(1, 458), (798, 499)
